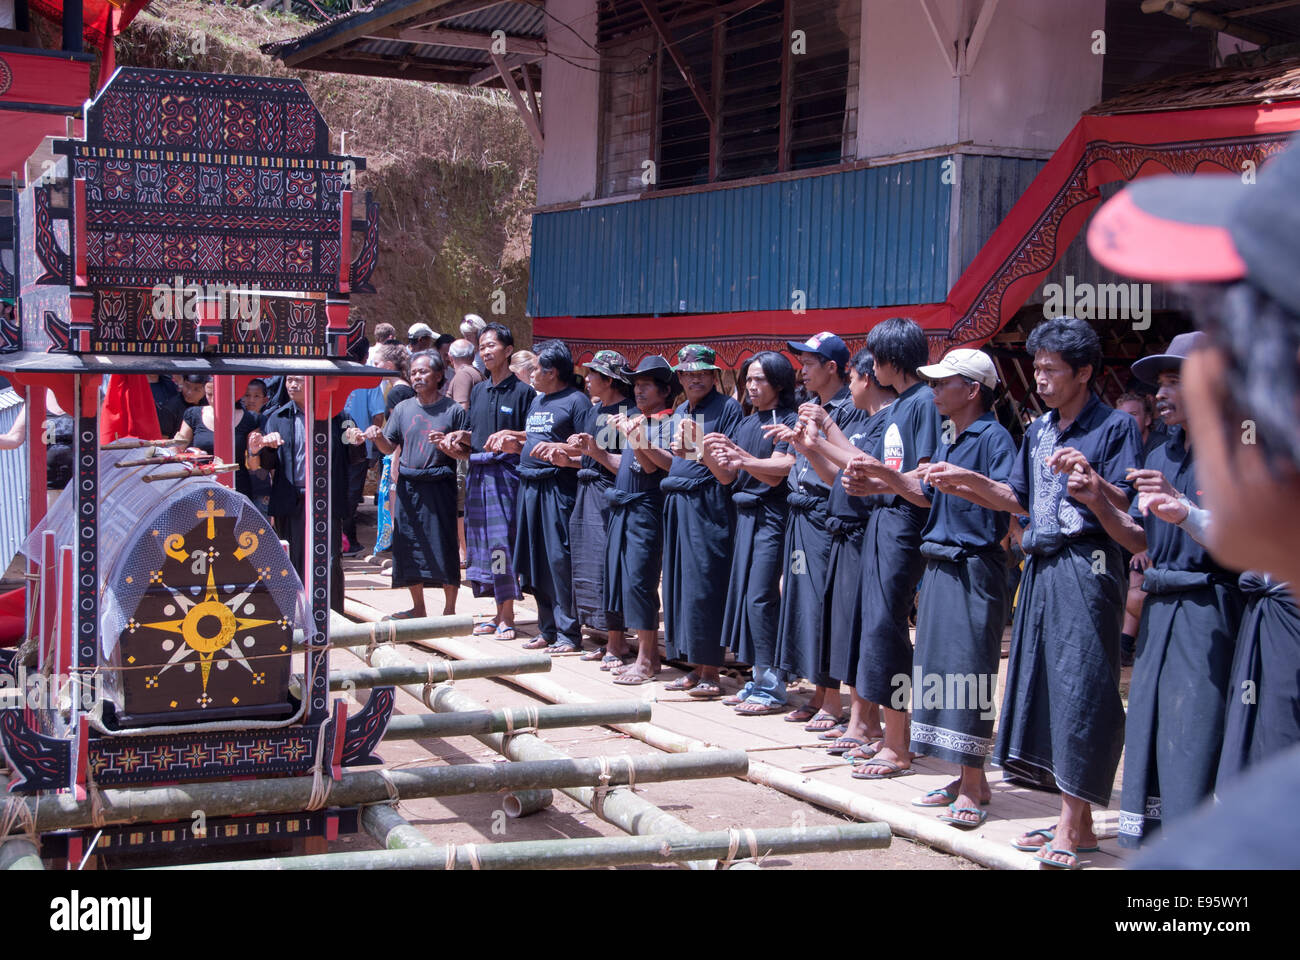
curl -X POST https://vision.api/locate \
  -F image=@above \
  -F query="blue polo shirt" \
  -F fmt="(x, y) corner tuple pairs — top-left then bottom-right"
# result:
(1131, 426), (1236, 577)
(1008, 393), (1141, 553)
(921, 412), (1016, 550)
(665, 389), (744, 484)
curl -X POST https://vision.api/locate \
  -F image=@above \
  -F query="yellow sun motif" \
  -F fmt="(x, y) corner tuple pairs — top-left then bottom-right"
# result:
(141, 563), (275, 693)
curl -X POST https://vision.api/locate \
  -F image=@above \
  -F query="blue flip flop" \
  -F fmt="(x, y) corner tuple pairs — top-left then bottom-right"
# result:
(939, 803), (989, 829)
(1034, 842), (1084, 870)
(1011, 826), (1100, 853)
(912, 787), (958, 807)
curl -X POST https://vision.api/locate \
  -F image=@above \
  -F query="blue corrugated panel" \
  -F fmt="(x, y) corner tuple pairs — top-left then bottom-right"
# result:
(0, 389), (28, 573)
(528, 156), (952, 317)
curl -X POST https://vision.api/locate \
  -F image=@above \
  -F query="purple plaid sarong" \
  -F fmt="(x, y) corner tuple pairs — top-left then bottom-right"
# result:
(465, 452), (524, 602)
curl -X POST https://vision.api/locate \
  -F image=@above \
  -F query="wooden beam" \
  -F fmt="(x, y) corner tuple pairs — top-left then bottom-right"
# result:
(520, 60), (542, 135)
(638, 0), (715, 127)
(491, 51), (544, 151)
(280, 0), (510, 67)
(919, 0), (958, 76)
(296, 53), (479, 85)
(963, 0), (999, 73)
(1140, 0), (1272, 46)
(468, 51), (542, 86)
(1223, 0), (1300, 18)
(366, 25), (545, 55)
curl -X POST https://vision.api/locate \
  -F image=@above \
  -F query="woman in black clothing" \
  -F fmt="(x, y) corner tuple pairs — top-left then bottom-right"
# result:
(173, 378), (259, 496)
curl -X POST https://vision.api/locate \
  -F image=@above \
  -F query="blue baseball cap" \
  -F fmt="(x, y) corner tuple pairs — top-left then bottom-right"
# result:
(786, 332), (850, 372)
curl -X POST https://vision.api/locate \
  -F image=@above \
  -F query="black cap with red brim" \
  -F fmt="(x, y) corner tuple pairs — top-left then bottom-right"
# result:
(1087, 138), (1300, 316)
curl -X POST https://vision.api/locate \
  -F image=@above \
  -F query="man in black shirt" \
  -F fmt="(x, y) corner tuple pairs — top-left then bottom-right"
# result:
(158, 374), (207, 438)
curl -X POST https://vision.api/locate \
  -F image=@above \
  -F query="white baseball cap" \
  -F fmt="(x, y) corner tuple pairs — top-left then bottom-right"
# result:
(917, 348), (999, 388)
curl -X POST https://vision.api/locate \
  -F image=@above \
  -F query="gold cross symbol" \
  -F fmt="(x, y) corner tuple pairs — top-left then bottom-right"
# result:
(197, 497), (226, 539)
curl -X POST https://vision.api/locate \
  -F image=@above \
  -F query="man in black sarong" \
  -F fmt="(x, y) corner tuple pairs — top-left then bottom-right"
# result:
(1065, 333), (1244, 849)
(660, 344), (744, 699)
(1083, 137), (1300, 868)
(923, 317), (1140, 868)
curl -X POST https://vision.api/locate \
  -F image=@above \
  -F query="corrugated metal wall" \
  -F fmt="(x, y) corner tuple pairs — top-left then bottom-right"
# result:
(957, 155), (1179, 311)
(0, 388), (28, 573)
(528, 156), (952, 317)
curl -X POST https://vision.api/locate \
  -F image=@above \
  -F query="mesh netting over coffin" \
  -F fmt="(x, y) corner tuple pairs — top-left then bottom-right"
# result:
(22, 448), (306, 662)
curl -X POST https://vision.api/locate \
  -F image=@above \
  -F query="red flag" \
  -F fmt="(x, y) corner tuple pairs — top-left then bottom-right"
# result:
(101, 374), (161, 443)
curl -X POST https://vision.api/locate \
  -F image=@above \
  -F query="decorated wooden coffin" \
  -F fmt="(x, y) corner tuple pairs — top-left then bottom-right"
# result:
(4, 66), (379, 358)
(30, 456), (302, 727)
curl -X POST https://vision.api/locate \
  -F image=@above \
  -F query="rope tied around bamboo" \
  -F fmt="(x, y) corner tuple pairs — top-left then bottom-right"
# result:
(420, 658), (456, 710)
(444, 843), (482, 870)
(365, 621), (397, 667)
(306, 723), (334, 812)
(592, 755), (637, 820)
(501, 705), (539, 741)
(0, 796), (38, 852)
(721, 827), (766, 868)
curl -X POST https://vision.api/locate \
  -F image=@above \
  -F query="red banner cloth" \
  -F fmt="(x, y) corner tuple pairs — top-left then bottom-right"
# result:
(0, 587), (24, 648)
(100, 374), (161, 444)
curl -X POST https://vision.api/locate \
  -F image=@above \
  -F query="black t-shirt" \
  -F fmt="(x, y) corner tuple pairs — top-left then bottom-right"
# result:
(827, 403), (893, 521)
(182, 405), (257, 459)
(520, 386), (591, 478)
(579, 400), (629, 483)
(920, 413), (1017, 550)
(666, 389), (744, 485)
(159, 394), (206, 439)
(730, 405), (798, 501)
(613, 411), (674, 495)
(788, 385), (866, 498)
(384, 383), (415, 417)
(383, 395), (470, 477)
(467, 373), (537, 452)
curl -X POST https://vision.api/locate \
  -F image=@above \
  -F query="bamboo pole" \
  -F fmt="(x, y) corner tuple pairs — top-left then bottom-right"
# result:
(0, 788), (44, 870)
(339, 627), (735, 871)
(382, 702), (651, 741)
(329, 654), (550, 690)
(147, 823), (891, 870)
(360, 803), (434, 851)
(502, 790), (552, 818)
(3, 751), (750, 834)
(402, 632), (1035, 871)
(292, 614), (474, 650)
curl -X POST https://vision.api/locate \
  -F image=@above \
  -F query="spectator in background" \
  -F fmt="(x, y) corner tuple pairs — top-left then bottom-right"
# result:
(172, 378), (260, 500)
(241, 379), (269, 417)
(435, 333), (455, 373)
(407, 322), (435, 354)
(341, 352), (390, 557)
(461, 313), (488, 375)
(147, 374), (178, 416)
(374, 322), (397, 345)
(1116, 390), (1157, 667)
(510, 350), (539, 390)
(446, 338), (485, 564)
(157, 374), (208, 438)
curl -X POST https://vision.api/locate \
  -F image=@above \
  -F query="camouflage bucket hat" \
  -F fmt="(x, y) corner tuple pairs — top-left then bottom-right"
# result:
(581, 349), (631, 384)
(673, 343), (721, 373)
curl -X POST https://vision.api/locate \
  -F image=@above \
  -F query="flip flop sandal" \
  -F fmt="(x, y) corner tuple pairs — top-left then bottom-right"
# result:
(805, 711), (848, 732)
(495, 624), (516, 641)
(1034, 843), (1084, 870)
(845, 741), (886, 763)
(722, 694), (748, 706)
(784, 705), (818, 723)
(664, 673), (702, 692)
(734, 701), (786, 716)
(940, 804), (989, 829)
(472, 622), (498, 636)
(817, 723), (850, 741)
(912, 787), (959, 807)
(580, 646), (607, 662)
(850, 758), (915, 780)
(600, 654), (632, 672)
(1011, 827), (1099, 853)
(383, 610), (422, 621)
(612, 670), (658, 685)
(547, 640), (580, 654)
(826, 736), (867, 757)
(521, 637), (551, 650)
(686, 681), (723, 699)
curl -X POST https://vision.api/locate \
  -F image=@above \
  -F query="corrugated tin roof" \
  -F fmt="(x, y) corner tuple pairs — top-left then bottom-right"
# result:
(443, 2), (544, 38)
(354, 37), (491, 64)
(0, 387), (22, 411)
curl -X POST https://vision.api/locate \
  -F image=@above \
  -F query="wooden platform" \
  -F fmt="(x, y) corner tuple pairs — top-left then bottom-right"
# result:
(343, 558), (1130, 870)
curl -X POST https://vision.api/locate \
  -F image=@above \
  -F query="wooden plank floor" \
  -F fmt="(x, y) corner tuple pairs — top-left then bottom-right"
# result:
(344, 559), (1130, 870)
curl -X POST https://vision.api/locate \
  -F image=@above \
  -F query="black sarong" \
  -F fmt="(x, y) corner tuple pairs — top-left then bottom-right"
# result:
(604, 488), (663, 632)
(774, 492), (833, 686)
(1119, 569), (1242, 848)
(909, 545), (1008, 767)
(514, 472), (579, 645)
(722, 491), (787, 666)
(391, 472), (460, 588)
(571, 473), (623, 632)
(854, 501), (928, 705)
(662, 476), (734, 666)
(1217, 573), (1300, 784)
(823, 517), (867, 685)
(994, 538), (1126, 806)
